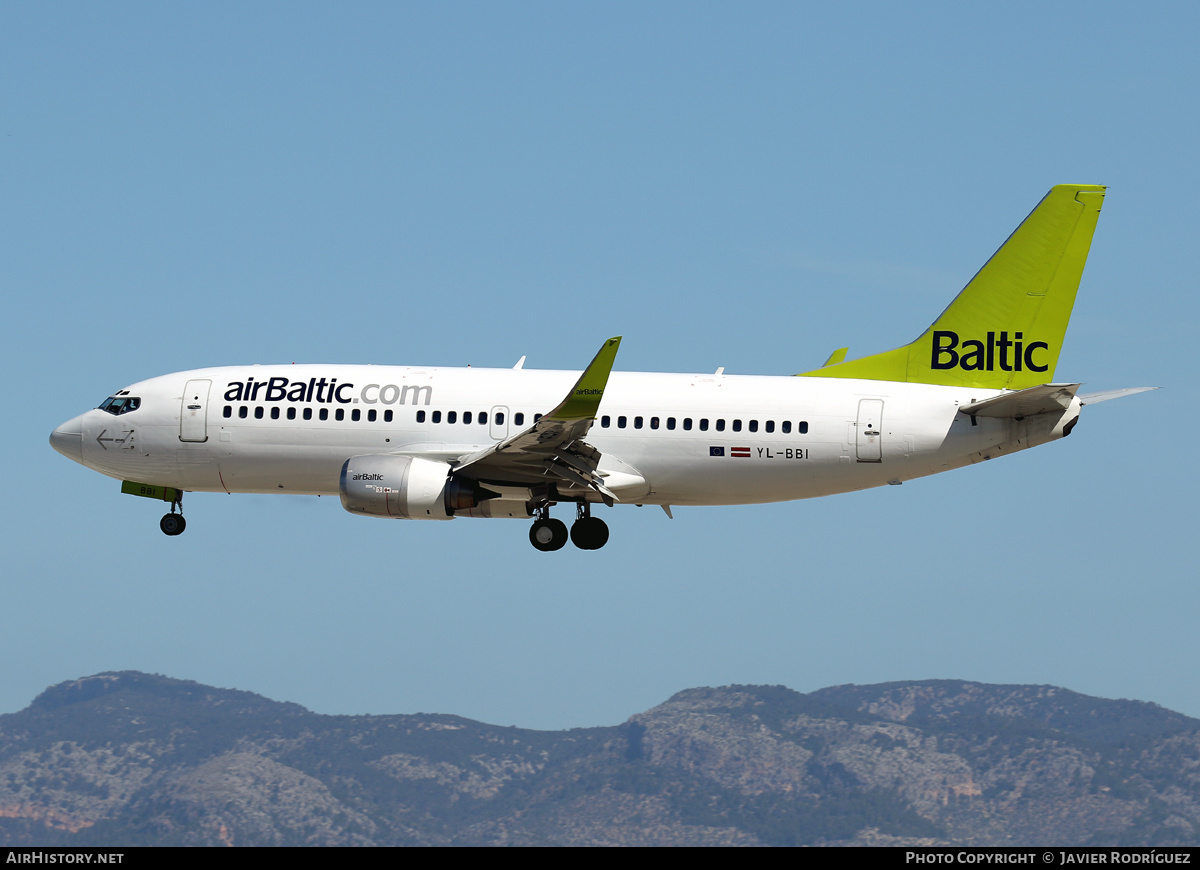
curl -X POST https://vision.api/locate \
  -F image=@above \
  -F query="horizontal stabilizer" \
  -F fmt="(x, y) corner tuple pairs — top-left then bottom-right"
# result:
(1078, 386), (1158, 405)
(959, 383), (1080, 418)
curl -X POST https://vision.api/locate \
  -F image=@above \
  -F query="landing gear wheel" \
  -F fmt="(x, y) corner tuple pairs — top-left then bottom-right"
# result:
(160, 513), (186, 536)
(570, 516), (609, 550)
(529, 518), (568, 552)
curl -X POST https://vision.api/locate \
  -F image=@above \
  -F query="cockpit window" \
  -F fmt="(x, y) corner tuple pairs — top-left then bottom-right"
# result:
(98, 396), (141, 416)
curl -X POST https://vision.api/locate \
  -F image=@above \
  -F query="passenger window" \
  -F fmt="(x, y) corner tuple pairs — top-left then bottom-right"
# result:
(319, 408), (329, 421)
(223, 406), (232, 418)
(732, 419), (741, 432)
(432, 411), (441, 423)
(650, 417), (660, 429)
(765, 420), (774, 433)
(270, 407), (280, 420)
(384, 410), (393, 423)
(749, 420), (758, 432)
(447, 411), (457, 424)
(351, 409), (361, 422)
(254, 407), (264, 419)
(534, 413), (542, 421)
(495, 412), (504, 425)
(634, 416), (643, 429)
(782, 421), (792, 434)
(479, 411), (487, 424)
(335, 408), (345, 421)
(601, 415), (611, 428)
(699, 418), (709, 431)
(683, 418), (693, 431)
(515, 413), (525, 425)
(287, 407), (296, 420)
(303, 408), (313, 421)
(716, 419), (725, 432)
(368, 409), (376, 422)
(463, 411), (472, 424)
(417, 410), (426, 423)
(239, 406), (248, 419)
(799, 421), (809, 434)
(618, 416), (627, 428)
(667, 417), (676, 430)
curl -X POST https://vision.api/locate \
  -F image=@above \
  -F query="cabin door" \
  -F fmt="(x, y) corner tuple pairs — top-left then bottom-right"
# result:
(180, 379), (212, 443)
(855, 399), (883, 462)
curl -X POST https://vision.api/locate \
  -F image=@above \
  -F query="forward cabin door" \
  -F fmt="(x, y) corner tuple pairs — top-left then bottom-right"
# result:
(856, 398), (883, 462)
(180, 379), (212, 442)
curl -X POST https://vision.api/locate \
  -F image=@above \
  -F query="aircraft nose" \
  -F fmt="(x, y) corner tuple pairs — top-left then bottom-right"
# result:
(50, 418), (84, 463)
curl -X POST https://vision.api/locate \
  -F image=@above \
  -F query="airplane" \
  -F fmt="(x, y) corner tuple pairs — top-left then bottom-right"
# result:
(50, 184), (1153, 551)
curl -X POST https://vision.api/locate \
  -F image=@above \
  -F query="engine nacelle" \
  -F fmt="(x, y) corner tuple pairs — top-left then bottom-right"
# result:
(340, 454), (461, 520)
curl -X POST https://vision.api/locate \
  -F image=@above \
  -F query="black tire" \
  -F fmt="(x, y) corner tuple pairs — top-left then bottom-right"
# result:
(570, 516), (609, 550)
(529, 518), (568, 551)
(160, 514), (186, 536)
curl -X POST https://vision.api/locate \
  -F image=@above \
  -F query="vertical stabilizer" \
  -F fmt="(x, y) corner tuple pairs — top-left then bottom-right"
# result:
(798, 184), (1105, 390)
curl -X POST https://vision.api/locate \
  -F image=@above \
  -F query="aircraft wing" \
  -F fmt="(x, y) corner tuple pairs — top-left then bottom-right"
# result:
(452, 337), (624, 503)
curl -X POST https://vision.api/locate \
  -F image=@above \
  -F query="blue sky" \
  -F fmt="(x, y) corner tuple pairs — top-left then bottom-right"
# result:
(3, 2), (1196, 729)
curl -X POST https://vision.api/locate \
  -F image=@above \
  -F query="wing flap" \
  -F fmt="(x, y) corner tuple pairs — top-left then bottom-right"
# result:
(453, 337), (626, 503)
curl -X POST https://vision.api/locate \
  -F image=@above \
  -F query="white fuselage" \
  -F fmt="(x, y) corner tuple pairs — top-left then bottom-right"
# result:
(52, 363), (1079, 511)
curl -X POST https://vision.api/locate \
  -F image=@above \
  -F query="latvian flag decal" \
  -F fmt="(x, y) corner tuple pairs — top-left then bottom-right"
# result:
(730, 447), (751, 458)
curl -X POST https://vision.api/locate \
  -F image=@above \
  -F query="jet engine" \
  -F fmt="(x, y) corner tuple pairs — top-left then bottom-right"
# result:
(339, 454), (497, 520)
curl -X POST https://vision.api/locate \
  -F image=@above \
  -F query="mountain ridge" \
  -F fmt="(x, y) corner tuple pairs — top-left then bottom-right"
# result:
(2, 672), (1197, 846)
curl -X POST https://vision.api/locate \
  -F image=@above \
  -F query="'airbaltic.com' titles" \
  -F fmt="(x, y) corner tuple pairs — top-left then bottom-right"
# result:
(50, 185), (1153, 551)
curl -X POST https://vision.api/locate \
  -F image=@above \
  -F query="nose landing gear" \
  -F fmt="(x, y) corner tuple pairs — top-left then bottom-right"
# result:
(160, 491), (186, 537)
(120, 481), (189, 536)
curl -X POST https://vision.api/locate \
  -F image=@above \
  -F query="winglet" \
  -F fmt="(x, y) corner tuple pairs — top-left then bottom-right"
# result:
(546, 337), (622, 421)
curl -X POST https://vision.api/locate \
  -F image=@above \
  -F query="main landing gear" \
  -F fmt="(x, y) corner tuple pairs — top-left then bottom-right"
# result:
(160, 492), (186, 537)
(528, 504), (609, 552)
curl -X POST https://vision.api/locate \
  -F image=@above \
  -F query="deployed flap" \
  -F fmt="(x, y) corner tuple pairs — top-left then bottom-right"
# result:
(959, 383), (1079, 418)
(1079, 386), (1158, 405)
(453, 337), (625, 502)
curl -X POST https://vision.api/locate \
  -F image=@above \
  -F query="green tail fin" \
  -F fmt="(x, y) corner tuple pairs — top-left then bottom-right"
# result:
(798, 184), (1106, 390)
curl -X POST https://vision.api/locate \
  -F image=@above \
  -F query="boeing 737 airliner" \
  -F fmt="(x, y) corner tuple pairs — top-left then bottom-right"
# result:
(50, 185), (1152, 550)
